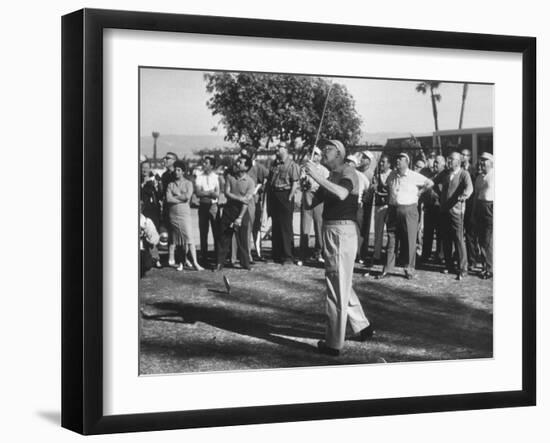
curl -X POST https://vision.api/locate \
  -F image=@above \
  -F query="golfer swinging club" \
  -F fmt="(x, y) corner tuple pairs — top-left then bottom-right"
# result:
(304, 139), (374, 356)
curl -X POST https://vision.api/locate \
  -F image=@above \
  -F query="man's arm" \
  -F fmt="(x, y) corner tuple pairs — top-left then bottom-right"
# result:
(289, 180), (299, 201)
(471, 176), (480, 216)
(459, 171), (474, 201)
(304, 161), (349, 201)
(193, 178), (207, 198)
(233, 179), (255, 226)
(417, 174), (434, 195)
(224, 178), (248, 204)
(288, 162), (300, 201)
(303, 188), (325, 209)
(210, 177), (220, 199)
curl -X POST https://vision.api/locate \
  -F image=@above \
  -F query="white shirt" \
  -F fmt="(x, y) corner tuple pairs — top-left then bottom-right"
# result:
(140, 214), (159, 250)
(475, 169), (494, 202)
(195, 171), (220, 203)
(387, 168), (431, 206)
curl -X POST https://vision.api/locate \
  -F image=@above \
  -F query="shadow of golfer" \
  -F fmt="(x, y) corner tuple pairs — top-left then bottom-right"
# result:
(142, 301), (322, 353)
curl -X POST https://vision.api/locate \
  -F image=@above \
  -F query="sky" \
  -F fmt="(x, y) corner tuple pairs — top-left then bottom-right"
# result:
(140, 68), (494, 138)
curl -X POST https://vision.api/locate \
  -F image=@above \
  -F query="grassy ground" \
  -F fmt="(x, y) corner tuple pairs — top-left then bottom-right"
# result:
(139, 246), (493, 375)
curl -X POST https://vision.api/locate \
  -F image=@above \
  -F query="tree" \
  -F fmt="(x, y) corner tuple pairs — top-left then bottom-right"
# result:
(204, 73), (362, 153)
(416, 81), (442, 148)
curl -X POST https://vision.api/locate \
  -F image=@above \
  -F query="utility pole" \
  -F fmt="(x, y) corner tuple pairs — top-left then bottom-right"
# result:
(152, 131), (160, 168)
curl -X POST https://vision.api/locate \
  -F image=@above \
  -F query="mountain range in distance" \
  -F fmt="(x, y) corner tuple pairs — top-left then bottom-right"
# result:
(139, 132), (424, 159)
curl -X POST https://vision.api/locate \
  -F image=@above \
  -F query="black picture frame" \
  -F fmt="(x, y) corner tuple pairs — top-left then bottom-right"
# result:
(61, 8), (536, 435)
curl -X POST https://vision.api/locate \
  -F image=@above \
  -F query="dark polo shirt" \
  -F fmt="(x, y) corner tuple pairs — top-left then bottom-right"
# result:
(226, 173), (255, 201)
(320, 164), (359, 221)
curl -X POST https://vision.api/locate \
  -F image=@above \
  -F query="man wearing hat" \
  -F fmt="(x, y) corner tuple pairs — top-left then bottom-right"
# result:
(267, 142), (300, 264)
(473, 152), (494, 279)
(298, 146), (329, 265)
(378, 152), (434, 279)
(434, 152), (474, 280)
(304, 140), (374, 356)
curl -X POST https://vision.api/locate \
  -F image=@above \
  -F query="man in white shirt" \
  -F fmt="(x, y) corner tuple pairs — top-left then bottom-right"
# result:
(473, 152), (494, 279)
(194, 155), (220, 266)
(378, 152), (433, 279)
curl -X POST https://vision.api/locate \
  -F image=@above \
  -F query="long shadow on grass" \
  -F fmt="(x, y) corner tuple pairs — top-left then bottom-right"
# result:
(142, 263), (493, 363)
(209, 267), (492, 357)
(254, 270), (492, 355)
(354, 283), (493, 357)
(144, 301), (323, 353)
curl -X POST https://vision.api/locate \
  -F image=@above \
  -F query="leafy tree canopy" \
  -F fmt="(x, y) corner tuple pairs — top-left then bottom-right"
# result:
(204, 72), (362, 152)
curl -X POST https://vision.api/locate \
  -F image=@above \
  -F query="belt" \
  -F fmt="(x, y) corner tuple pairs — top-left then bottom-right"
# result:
(391, 203), (418, 208)
(323, 219), (357, 226)
(273, 187), (291, 191)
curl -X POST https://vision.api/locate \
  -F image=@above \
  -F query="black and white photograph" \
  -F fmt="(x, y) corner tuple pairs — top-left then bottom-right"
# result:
(138, 68), (495, 375)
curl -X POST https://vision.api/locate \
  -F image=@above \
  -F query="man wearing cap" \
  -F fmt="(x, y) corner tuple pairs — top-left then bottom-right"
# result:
(473, 152), (494, 279)
(358, 151), (375, 262)
(434, 152), (474, 280)
(298, 146), (329, 265)
(378, 152), (434, 280)
(304, 140), (374, 356)
(267, 142), (300, 264)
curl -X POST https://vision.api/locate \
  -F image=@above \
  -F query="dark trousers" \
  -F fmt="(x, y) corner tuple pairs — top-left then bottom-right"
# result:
(140, 247), (153, 278)
(270, 190), (294, 262)
(216, 202), (250, 269)
(441, 208), (468, 273)
(464, 197), (478, 265)
(422, 205), (443, 260)
(198, 202), (219, 262)
(475, 201), (493, 273)
(384, 204), (418, 273)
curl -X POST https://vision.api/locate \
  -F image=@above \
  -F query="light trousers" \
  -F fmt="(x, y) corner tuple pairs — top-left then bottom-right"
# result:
(323, 221), (370, 350)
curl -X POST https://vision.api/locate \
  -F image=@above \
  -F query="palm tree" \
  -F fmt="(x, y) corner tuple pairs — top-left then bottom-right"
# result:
(416, 81), (442, 149)
(457, 83), (469, 145)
